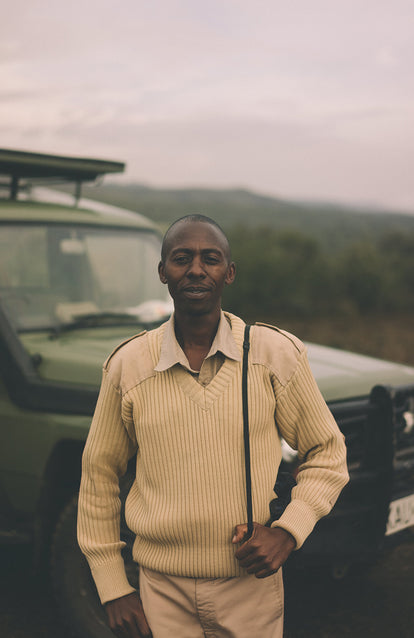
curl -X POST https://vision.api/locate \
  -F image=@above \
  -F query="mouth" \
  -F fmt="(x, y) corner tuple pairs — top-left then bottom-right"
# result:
(181, 286), (212, 298)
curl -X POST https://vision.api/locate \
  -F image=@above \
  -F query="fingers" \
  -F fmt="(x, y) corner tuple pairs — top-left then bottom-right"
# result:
(233, 525), (258, 560)
(110, 613), (152, 638)
(105, 593), (153, 638)
(136, 614), (153, 638)
(236, 544), (279, 577)
(232, 523), (249, 544)
(253, 567), (280, 579)
(239, 552), (280, 577)
(239, 553), (281, 578)
(233, 523), (296, 578)
(111, 614), (141, 638)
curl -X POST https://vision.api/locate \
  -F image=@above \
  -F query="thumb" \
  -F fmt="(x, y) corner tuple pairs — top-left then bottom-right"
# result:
(232, 523), (248, 544)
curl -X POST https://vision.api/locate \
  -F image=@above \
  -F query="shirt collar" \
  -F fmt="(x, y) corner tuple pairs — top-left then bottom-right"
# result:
(154, 310), (241, 373)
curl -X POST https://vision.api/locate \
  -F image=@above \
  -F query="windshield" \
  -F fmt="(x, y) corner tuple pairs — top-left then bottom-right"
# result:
(0, 223), (171, 331)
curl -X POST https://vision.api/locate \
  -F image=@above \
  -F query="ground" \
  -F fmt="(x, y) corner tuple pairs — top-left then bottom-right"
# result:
(284, 531), (414, 637)
(1, 533), (413, 637)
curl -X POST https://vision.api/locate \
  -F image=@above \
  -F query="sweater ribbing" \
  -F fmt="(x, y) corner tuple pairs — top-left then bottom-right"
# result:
(77, 313), (348, 604)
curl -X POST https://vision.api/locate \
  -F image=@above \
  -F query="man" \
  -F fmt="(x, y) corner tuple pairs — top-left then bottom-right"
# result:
(78, 215), (348, 638)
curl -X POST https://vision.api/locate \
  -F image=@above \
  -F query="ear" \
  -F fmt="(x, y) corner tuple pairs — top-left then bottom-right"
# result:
(158, 261), (167, 284)
(225, 261), (236, 285)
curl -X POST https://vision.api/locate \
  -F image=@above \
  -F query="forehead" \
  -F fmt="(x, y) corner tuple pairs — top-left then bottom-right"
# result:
(165, 221), (228, 255)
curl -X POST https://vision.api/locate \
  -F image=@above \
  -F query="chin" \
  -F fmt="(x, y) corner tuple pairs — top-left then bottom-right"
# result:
(181, 302), (215, 317)
(185, 307), (211, 316)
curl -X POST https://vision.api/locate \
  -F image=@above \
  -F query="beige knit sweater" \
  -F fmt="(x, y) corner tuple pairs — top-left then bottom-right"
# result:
(77, 313), (348, 604)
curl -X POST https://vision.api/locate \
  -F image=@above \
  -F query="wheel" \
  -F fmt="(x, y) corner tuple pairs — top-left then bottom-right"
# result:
(50, 485), (138, 638)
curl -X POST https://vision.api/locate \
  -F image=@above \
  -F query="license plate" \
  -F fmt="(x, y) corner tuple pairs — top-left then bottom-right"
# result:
(386, 494), (414, 536)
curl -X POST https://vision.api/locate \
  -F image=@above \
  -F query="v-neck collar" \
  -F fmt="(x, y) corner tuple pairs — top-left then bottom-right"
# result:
(154, 312), (246, 410)
(171, 356), (239, 410)
(154, 310), (241, 374)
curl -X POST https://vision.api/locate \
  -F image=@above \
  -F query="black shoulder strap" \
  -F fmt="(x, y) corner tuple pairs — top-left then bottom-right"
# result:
(242, 324), (253, 538)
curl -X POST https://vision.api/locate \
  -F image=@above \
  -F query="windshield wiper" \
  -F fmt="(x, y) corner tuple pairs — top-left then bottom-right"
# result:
(50, 311), (143, 336)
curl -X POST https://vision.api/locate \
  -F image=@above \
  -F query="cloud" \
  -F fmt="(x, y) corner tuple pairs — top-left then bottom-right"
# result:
(1, 0), (414, 211)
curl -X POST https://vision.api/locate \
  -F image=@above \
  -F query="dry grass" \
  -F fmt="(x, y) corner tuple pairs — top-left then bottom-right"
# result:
(247, 313), (414, 367)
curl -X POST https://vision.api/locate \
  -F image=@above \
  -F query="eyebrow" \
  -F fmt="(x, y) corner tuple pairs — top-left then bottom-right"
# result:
(170, 247), (224, 256)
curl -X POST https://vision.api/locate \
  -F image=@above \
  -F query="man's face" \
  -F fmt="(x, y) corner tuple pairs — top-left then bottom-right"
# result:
(158, 221), (235, 317)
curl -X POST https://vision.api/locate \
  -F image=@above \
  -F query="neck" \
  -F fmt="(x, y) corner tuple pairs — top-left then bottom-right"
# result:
(174, 308), (221, 351)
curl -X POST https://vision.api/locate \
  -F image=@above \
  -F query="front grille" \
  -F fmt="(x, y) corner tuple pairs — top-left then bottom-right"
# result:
(286, 383), (414, 564)
(293, 383), (414, 563)
(391, 385), (414, 498)
(335, 410), (369, 472)
(330, 384), (414, 501)
(330, 394), (391, 475)
(393, 387), (414, 452)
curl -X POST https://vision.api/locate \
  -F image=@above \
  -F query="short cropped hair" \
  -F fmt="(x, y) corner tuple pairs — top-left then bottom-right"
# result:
(160, 214), (231, 263)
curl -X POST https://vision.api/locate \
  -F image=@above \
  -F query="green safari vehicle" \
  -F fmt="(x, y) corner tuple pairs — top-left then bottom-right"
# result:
(0, 149), (413, 637)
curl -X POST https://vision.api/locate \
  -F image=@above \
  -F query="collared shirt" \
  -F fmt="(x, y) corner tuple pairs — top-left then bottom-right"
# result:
(154, 310), (241, 386)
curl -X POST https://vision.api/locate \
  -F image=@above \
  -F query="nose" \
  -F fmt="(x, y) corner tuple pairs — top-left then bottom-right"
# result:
(187, 256), (206, 278)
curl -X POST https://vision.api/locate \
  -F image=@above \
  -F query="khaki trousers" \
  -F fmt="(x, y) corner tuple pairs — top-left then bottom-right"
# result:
(139, 566), (284, 638)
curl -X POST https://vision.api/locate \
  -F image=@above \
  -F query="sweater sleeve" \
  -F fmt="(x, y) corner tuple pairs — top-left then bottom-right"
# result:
(77, 368), (138, 604)
(271, 350), (349, 548)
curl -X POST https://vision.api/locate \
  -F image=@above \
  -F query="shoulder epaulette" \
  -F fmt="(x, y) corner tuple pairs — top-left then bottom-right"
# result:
(104, 330), (147, 368)
(254, 322), (302, 353)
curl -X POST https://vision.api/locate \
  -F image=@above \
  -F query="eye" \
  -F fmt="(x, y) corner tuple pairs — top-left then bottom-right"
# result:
(173, 255), (190, 264)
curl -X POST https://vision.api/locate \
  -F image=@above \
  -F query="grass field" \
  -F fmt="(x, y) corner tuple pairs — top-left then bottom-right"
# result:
(243, 313), (414, 367)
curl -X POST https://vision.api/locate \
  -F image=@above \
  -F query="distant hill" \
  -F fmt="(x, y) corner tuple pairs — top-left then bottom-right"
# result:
(64, 182), (414, 251)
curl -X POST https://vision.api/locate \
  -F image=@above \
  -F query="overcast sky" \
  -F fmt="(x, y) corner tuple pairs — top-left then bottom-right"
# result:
(1, 0), (414, 211)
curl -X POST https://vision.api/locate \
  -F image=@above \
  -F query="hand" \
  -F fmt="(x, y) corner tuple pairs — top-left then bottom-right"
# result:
(105, 592), (152, 638)
(232, 522), (296, 579)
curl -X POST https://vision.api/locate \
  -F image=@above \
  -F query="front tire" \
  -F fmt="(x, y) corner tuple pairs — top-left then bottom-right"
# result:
(50, 494), (138, 638)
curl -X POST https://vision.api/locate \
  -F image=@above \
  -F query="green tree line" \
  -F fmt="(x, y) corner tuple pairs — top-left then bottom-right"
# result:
(222, 226), (414, 320)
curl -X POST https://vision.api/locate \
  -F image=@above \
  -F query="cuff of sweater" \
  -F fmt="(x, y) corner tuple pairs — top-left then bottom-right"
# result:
(270, 499), (318, 549)
(90, 556), (136, 604)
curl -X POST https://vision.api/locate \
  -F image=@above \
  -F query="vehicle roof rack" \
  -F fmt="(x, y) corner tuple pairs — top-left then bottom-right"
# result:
(0, 148), (125, 203)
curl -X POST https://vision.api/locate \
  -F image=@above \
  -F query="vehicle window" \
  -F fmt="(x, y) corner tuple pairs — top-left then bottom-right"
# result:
(85, 231), (163, 309)
(0, 226), (49, 288)
(0, 224), (167, 331)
